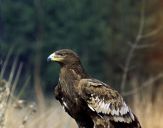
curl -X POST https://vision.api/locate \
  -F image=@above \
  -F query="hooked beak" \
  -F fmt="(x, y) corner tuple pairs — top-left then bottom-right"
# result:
(47, 52), (64, 62)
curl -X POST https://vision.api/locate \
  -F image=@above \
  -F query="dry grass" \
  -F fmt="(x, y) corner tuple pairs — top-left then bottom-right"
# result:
(6, 101), (77, 128)
(133, 87), (163, 128)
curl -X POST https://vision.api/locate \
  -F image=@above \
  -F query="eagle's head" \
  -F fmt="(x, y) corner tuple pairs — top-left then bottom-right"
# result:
(47, 49), (80, 66)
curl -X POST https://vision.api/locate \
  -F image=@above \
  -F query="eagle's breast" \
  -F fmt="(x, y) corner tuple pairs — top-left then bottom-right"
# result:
(58, 69), (84, 116)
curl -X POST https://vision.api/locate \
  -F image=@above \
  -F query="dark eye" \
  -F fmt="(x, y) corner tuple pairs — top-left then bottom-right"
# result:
(57, 52), (65, 56)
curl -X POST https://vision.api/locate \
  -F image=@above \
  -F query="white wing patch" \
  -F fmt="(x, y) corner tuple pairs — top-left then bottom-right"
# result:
(88, 96), (135, 123)
(61, 98), (68, 110)
(119, 102), (129, 115)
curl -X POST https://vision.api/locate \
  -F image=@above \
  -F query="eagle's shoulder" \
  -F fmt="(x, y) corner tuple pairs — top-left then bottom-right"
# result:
(78, 78), (121, 101)
(78, 78), (135, 123)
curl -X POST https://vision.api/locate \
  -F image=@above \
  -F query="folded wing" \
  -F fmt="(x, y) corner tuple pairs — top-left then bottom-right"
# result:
(78, 79), (136, 124)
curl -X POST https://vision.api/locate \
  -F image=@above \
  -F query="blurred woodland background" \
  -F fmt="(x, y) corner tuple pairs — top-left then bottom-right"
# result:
(0, 0), (163, 128)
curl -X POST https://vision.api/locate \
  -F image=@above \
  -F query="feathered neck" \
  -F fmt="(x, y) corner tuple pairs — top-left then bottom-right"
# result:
(59, 63), (88, 96)
(60, 63), (88, 80)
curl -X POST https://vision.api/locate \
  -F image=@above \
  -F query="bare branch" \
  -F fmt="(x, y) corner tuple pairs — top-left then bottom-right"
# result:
(127, 41), (156, 49)
(121, 0), (145, 93)
(140, 26), (163, 39)
(134, 44), (156, 49)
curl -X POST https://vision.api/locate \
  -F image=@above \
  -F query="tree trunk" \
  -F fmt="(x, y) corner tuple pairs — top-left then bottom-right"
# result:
(33, 0), (45, 112)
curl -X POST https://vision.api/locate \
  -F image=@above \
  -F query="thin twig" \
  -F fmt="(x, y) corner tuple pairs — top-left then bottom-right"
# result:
(140, 26), (163, 39)
(122, 73), (163, 96)
(127, 41), (156, 49)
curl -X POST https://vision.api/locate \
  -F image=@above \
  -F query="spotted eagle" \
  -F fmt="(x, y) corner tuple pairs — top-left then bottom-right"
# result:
(47, 49), (141, 128)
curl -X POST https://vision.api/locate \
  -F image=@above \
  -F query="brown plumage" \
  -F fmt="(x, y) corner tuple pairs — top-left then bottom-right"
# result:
(47, 49), (141, 128)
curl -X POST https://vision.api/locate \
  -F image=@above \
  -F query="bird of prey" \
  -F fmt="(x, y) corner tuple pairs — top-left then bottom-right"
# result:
(47, 49), (141, 128)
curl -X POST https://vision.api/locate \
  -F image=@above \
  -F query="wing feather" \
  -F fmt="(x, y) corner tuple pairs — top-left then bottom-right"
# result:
(78, 78), (135, 123)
